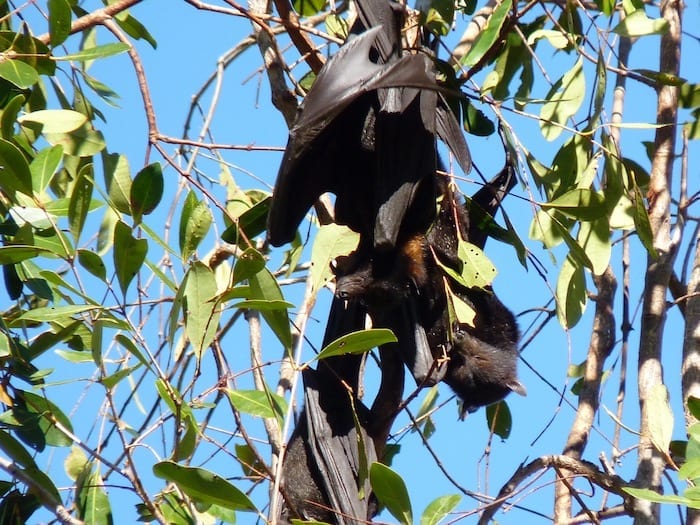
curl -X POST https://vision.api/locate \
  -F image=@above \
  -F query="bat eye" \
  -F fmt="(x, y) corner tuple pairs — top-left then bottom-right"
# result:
(336, 289), (349, 299)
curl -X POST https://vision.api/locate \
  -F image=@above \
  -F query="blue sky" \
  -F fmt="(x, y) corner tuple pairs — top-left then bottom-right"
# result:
(8, 0), (700, 523)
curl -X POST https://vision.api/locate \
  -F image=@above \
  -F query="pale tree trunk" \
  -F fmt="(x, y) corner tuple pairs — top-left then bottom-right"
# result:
(632, 0), (682, 522)
(682, 226), (700, 524)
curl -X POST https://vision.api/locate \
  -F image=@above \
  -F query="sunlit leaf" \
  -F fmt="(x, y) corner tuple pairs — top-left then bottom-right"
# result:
(68, 164), (94, 244)
(18, 110), (87, 134)
(30, 145), (63, 194)
(130, 162), (163, 224)
(249, 268), (292, 349)
(179, 190), (212, 261)
(292, 0), (325, 16)
(612, 9), (669, 37)
(316, 329), (397, 360)
(44, 126), (106, 157)
(555, 255), (586, 328)
(0, 138), (33, 196)
(183, 261), (220, 359)
(461, 0), (511, 67)
(113, 220), (148, 296)
(370, 463), (413, 525)
(648, 384), (673, 455)
(540, 57), (585, 141)
(48, 0), (71, 46)
(153, 461), (257, 512)
(227, 389), (287, 419)
(310, 223), (360, 296)
(54, 42), (130, 61)
(0, 59), (39, 88)
(421, 494), (461, 525)
(486, 401), (512, 439)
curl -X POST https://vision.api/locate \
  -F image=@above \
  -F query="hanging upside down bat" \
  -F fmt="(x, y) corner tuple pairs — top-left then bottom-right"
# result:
(334, 167), (526, 415)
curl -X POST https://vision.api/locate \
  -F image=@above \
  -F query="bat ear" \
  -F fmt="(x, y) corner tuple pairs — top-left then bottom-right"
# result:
(509, 379), (527, 397)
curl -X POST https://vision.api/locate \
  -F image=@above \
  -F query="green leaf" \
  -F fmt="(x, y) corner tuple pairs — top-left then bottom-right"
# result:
(48, 0), (71, 46)
(486, 401), (512, 439)
(17, 304), (102, 323)
(232, 248), (266, 285)
(65, 446), (89, 481)
(18, 110), (87, 133)
(292, 0), (325, 16)
(104, 152), (132, 215)
(101, 364), (142, 390)
(3, 263), (22, 300)
(310, 223), (360, 295)
(0, 59), (39, 88)
(45, 126), (106, 157)
(0, 138), (33, 196)
(555, 255), (587, 328)
(231, 299), (294, 310)
(77, 249), (106, 280)
(0, 94), (26, 139)
(577, 218), (611, 276)
(421, 494), (461, 525)
(316, 329), (397, 360)
(424, 0), (456, 36)
(526, 29), (569, 49)
(76, 466), (112, 525)
(221, 196), (271, 245)
(648, 384), (673, 454)
(235, 443), (265, 478)
(130, 162), (163, 224)
(54, 42), (130, 61)
(153, 461), (257, 512)
(612, 9), (669, 37)
(688, 397), (700, 421)
(68, 163), (94, 244)
(113, 220), (148, 296)
(540, 57), (585, 141)
(179, 191), (212, 261)
(679, 457), (700, 481)
(184, 261), (220, 359)
(249, 268), (292, 349)
(541, 189), (607, 221)
(227, 389), (287, 419)
(457, 240), (497, 288)
(30, 145), (63, 194)
(632, 184), (655, 256)
(325, 13), (349, 39)
(20, 391), (73, 447)
(461, 0), (511, 67)
(623, 487), (698, 508)
(0, 429), (37, 469)
(370, 462), (413, 525)
(461, 99), (495, 136)
(114, 11), (158, 49)
(0, 246), (51, 264)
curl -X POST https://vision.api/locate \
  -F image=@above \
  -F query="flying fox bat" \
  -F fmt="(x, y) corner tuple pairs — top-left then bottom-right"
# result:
(279, 296), (404, 524)
(334, 167), (526, 411)
(267, 2), (470, 250)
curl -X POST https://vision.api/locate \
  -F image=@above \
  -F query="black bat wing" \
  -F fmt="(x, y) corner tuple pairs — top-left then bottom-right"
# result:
(268, 27), (440, 247)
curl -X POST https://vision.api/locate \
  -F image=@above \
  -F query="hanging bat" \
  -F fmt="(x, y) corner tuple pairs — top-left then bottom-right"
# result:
(267, 0), (470, 250)
(278, 297), (395, 524)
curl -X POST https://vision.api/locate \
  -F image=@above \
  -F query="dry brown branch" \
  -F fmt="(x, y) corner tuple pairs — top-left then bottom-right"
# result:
(555, 268), (617, 521)
(271, 0), (325, 73)
(35, 0), (143, 45)
(0, 456), (85, 525)
(478, 455), (633, 525)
